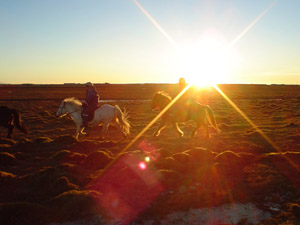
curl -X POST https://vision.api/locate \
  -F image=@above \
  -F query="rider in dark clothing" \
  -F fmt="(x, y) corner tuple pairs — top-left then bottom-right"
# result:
(82, 82), (100, 128)
(174, 77), (195, 121)
(175, 77), (193, 105)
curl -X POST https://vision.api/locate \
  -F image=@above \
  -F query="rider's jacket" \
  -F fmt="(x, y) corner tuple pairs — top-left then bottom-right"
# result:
(85, 90), (99, 107)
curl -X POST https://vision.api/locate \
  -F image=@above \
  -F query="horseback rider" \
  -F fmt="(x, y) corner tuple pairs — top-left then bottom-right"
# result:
(178, 77), (188, 99)
(82, 82), (100, 128)
(174, 77), (196, 120)
(176, 77), (194, 105)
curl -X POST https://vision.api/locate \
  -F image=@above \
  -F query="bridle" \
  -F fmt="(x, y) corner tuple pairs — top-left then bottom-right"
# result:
(57, 101), (80, 118)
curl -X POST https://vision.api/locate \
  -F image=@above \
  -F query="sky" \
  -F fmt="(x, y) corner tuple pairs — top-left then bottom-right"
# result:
(0, 0), (299, 84)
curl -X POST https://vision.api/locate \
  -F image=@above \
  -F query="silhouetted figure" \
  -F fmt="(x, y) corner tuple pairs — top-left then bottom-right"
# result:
(82, 82), (100, 129)
(174, 77), (195, 120)
(176, 77), (191, 103)
(0, 106), (27, 139)
(151, 91), (219, 138)
(178, 77), (187, 93)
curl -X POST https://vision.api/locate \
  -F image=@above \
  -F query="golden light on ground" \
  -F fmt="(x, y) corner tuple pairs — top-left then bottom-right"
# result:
(177, 33), (239, 87)
(98, 1), (277, 175)
(212, 84), (299, 171)
(94, 0), (300, 180)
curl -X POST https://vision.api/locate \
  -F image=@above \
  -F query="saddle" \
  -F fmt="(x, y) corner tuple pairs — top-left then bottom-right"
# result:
(82, 103), (100, 122)
(172, 102), (201, 122)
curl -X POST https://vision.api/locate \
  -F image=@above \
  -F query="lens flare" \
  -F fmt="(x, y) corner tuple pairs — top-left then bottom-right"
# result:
(99, 0), (287, 186)
(138, 161), (147, 170)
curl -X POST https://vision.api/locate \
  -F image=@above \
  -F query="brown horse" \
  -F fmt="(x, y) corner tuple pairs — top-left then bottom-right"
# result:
(151, 92), (219, 138)
(0, 106), (27, 139)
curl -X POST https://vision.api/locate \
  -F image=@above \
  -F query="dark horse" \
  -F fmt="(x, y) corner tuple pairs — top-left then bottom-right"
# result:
(151, 92), (219, 138)
(0, 106), (27, 139)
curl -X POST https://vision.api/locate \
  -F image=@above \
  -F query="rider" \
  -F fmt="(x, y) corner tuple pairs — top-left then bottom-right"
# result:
(174, 77), (195, 120)
(178, 77), (188, 96)
(176, 77), (193, 105)
(82, 82), (100, 128)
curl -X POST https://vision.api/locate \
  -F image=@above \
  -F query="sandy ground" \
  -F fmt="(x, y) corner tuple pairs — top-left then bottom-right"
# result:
(0, 84), (300, 225)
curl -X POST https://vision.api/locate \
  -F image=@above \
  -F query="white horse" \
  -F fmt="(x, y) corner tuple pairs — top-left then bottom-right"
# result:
(56, 97), (130, 139)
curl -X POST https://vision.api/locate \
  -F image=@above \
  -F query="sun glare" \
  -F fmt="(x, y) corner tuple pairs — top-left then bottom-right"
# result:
(177, 32), (239, 87)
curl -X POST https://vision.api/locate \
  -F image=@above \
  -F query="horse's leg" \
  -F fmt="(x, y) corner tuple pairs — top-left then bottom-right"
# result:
(202, 123), (210, 139)
(80, 127), (85, 134)
(75, 122), (83, 139)
(75, 128), (80, 139)
(172, 122), (184, 137)
(112, 121), (126, 138)
(153, 120), (167, 137)
(191, 123), (201, 138)
(75, 132), (79, 139)
(100, 122), (109, 140)
(7, 124), (14, 139)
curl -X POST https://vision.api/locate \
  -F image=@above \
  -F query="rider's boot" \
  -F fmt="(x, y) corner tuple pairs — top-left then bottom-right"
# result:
(82, 114), (89, 129)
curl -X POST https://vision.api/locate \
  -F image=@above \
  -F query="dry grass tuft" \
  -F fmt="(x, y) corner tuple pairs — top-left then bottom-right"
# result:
(0, 138), (16, 145)
(80, 150), (113, 170)
(0, 152), (16, 166)
(50, 190), (103, 222)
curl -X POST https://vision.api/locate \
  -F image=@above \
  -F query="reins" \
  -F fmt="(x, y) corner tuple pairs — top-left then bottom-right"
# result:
(58, 102), (81, 118)
(58, 109), (80, 118)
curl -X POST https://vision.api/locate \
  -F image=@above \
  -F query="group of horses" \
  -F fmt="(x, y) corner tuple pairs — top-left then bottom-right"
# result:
(0, 91), (219, 140)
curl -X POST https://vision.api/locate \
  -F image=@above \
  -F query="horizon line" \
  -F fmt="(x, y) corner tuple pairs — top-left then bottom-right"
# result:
(0, 82), (299, 86)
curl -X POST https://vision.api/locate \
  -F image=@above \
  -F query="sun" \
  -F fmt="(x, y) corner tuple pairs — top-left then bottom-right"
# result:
(177, 32), (239, 88)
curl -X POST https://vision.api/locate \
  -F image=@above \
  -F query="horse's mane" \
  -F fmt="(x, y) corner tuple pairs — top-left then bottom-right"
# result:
(156, 91), (172, 100)
(63, 97), (82, 107)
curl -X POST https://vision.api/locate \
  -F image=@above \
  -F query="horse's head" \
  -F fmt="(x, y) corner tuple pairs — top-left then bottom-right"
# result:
(56, 100), (67, 118)
(56, 97), (82, 118)
(152, 92), (171, 110)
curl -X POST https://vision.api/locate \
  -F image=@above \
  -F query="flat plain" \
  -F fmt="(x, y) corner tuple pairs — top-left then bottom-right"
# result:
(0, 84), (299, 225)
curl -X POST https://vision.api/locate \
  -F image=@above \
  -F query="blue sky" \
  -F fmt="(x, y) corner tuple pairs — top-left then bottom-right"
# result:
(0, 0), (299, 84)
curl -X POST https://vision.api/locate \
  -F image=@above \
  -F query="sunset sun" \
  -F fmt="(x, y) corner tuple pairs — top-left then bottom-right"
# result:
(177, 33), (239, 88)
(1, 1), (300, 224)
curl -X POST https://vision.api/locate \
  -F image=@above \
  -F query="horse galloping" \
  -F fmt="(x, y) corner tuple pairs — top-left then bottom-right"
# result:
(56, 98), (130, 139)
(0, 106), (27, 139)
(151, 92), (219, 138)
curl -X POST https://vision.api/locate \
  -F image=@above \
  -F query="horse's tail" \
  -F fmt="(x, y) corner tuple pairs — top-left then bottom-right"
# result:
(11, 109), (27, 134)
(114, 105), (131, 135)
(204, 105), (220, 133)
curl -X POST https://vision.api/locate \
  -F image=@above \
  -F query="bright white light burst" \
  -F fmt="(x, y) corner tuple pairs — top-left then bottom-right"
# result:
(177, 32), (239, 87)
